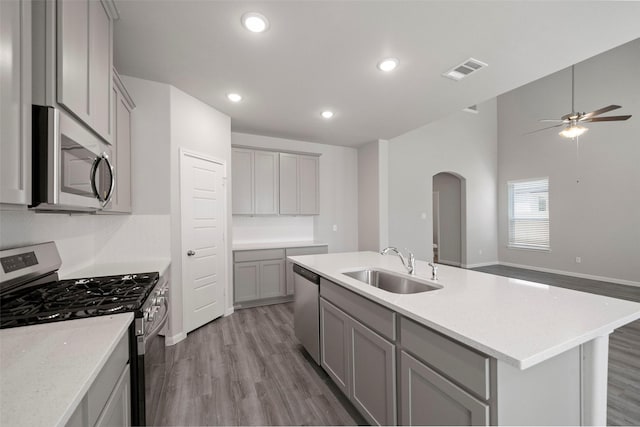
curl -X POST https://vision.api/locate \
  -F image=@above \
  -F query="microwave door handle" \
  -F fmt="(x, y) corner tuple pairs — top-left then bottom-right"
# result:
(102, 154), (115, 206)
(90, 153), (116, 206)
(90, 155), (102, 201)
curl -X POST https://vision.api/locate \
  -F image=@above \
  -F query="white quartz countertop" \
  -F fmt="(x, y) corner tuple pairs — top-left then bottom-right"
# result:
(60, 258), (171, 280)
(233, 241), (328, 251)
(0, 313), (133, 427)
(289, 251), (640, 369)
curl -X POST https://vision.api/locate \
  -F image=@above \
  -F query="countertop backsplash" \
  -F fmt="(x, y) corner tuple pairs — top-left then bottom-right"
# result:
(0, 211), (170, 275)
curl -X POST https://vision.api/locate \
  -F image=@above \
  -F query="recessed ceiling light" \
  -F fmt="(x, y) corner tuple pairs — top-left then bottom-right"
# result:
(227, 93), (242, 102)
(321, 111), (334, 119)
(377, 58), (399, 72)
(242, 12), (269, 33)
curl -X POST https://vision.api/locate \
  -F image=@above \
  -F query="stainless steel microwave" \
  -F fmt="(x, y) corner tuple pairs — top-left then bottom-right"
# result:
(31, 106), (114, 212)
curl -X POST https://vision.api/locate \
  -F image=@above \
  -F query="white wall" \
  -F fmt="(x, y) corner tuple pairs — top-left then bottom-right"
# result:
(231, 132), (359, 253)
(121, 77), (232, 343)
(388, 99), (498, 267)
(358, 141), (379, 251)
(0, 77), (174, 275)
(169, 85), (232, 337)
(497, 39), (640, 284)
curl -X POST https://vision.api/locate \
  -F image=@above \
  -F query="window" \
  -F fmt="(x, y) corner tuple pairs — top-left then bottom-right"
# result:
(508, 178), (550, 250)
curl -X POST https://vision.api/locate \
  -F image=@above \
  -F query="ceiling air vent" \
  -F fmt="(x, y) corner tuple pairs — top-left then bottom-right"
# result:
(463, 105), (479, 114)
(442, 58), (488, 81)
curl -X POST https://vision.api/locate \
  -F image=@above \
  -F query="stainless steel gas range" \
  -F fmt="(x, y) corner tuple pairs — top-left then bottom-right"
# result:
(0, 242), (169, 426)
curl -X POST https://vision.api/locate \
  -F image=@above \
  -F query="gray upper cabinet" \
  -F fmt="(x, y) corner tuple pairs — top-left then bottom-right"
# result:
(102, 71), (134, 213)
(400, 351), (489, 426)
(232, 148), (279, 215)
(279, 153), (320, 215)
(278, 153), (298, 215)
(57, 0), (115, 144)
(0, 0), (31, 205)
(298, 155), (319, 214)
(232, 148), (254, 214)
(254, 151), (279, 214)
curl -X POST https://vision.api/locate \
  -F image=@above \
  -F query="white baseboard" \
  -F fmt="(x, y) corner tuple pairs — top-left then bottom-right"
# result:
(438, 259), (461, 267)
(498, 262), (640, 288)
(164, 331), (187, 346)
(463, 261), (499, 269)
(224, 307), (234, 317)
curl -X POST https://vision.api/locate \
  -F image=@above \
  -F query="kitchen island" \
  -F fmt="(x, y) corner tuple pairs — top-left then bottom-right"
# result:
(289, 251), (640, 426)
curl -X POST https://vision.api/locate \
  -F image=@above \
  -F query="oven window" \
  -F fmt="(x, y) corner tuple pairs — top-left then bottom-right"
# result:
(60, 135), (96, 197)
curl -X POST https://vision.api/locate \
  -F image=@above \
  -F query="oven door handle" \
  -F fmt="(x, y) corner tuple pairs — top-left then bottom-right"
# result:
(145, 297), (169, 341)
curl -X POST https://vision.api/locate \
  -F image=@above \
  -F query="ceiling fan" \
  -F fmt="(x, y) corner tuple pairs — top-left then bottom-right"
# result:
(526, 65), (632, 138)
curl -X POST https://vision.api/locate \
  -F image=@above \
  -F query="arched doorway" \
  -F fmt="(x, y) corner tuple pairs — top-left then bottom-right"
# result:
(432, 172), (466, 267)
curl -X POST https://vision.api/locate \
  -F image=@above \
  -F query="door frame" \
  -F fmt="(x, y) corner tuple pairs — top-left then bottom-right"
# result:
(179, 148), (230, 333)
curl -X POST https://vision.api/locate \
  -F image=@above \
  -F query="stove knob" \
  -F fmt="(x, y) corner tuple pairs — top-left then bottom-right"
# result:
(144, 308), (152, 321)
(157, 296), (165, 306)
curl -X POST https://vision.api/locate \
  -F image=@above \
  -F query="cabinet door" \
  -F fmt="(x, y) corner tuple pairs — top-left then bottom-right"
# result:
(232, 149), (254, 214)
(88, 0), (113, 142)
(253, 150), (279, 214)
(111, 95), (132, 212)
(0, 0), (31, 205)
(400, 351), (489, 426)
(298, 155), (319, 215)
(320, 298), (350, 397)
(279, 153), (298, 214)
(350, 318), (396, 426)
(234, 262), (260, 303)
(57, 0), (90, 122)
(285, 260), (295, 295)
(95, 364), (131, 427)
(259, 260), (285, 299)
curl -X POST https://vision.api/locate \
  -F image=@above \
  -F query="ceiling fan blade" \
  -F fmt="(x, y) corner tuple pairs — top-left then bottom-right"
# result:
(539, 119), (566, 123)
(580, 105), (621, 120)
(582, 115), (632, 122)
(524, 124), (564, 135)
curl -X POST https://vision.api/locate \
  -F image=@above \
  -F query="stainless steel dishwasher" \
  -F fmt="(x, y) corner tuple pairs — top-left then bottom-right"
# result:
(293, 264), (321, 364)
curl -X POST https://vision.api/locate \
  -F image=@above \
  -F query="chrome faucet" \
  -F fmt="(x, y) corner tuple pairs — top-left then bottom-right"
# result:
(380, 247), (415, 275)
(428, 262), (438, 280)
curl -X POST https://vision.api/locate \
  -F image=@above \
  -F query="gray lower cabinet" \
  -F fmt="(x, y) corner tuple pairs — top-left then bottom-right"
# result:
(319, 298), (396, 426)
(400, 351), (488, 426)
(66, 332), (130, 427)
(233, 258), (285, 303)
(320, 298), (350, 396)
(234, 245), (327, 304)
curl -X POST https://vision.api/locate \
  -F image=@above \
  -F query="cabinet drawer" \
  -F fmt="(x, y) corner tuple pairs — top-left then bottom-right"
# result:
(400, 317), (490, 400)
(286, 246), (328, 257)
(234, 249), (285, 262)
(320, 278), (396, 341)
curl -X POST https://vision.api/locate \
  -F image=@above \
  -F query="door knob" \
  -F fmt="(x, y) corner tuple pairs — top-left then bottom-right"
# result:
(187, 250), (196, 256)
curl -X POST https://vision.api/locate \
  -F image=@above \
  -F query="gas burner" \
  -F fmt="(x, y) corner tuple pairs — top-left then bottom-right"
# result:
(0, 271), (159, 329)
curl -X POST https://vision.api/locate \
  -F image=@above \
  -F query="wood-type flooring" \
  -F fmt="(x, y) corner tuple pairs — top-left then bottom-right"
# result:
(473, 265), (640, 426)
(152, 303), (364, 426)
(153, 265), (639, 426)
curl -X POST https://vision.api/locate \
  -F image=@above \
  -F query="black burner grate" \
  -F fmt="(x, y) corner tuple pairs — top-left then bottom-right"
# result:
(0, 272), (159, 328)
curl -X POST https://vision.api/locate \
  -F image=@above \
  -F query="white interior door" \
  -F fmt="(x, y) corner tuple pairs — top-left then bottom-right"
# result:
(181, 150), (226, 334)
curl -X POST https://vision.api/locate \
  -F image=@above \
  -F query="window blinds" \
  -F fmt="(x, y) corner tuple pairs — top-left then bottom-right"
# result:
(508, 178), (550, 250)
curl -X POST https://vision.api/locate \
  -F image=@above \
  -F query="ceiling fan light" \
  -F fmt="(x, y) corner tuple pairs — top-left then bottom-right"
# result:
(559, 124), (588, 139)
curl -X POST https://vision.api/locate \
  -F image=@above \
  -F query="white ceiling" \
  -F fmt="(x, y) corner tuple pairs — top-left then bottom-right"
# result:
(113, 1), (640, 147)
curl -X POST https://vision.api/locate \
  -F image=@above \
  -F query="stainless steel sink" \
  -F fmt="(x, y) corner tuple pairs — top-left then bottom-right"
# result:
(342, 269), (441, 294)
